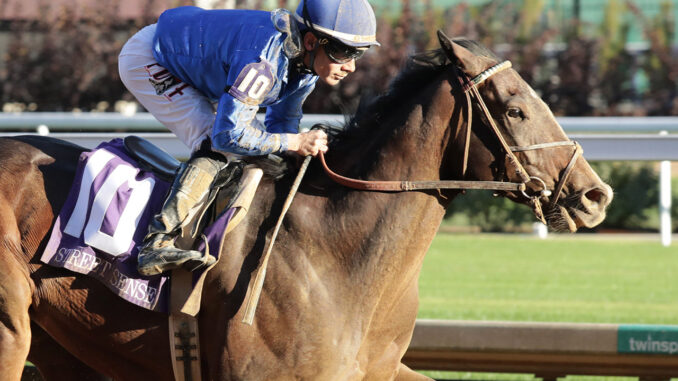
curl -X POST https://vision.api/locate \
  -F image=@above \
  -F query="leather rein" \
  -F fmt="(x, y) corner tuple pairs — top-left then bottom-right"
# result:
(318, 60), (582, 224)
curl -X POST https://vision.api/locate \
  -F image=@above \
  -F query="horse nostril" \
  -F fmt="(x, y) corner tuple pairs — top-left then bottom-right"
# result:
(585, 189), (603, 203)
(584, 186), (612, 207)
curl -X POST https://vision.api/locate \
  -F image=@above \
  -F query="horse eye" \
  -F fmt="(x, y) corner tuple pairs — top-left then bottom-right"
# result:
(507, 107), (524, 119)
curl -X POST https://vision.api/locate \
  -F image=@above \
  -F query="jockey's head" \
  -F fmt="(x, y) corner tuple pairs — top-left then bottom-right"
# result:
(294, 0), (379, 85)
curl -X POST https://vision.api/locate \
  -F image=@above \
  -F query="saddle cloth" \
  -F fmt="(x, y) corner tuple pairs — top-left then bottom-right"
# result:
(40, 139), (235, 312)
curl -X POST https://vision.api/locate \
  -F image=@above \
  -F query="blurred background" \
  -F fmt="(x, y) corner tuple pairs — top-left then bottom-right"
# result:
(2, 0), (676, 116)
(2, 0), (677, 234)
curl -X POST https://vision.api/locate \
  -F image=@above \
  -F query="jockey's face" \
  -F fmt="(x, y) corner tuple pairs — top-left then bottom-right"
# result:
(303, 33), (358, 86)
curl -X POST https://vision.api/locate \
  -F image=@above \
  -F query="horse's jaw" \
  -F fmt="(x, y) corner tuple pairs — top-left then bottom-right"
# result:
(547, 205), (583, 232)
(544, 182), (613, 232)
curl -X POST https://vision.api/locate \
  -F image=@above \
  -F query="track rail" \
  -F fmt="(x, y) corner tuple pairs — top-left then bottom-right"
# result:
(405, 319), (678, 379)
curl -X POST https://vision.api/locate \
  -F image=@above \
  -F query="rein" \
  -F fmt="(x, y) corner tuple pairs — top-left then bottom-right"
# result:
(318, 60), (582, 223)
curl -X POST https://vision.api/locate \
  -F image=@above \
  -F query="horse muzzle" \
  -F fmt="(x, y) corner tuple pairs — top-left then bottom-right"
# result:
(548, 182), (613, 232)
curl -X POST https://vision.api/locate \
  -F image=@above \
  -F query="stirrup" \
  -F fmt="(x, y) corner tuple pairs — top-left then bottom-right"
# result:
(138, 245), (215, 276)
(182, 252), (217, 272)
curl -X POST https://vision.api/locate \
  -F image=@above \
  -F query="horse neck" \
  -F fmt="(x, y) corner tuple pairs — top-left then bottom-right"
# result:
(319, 78), (460, 283)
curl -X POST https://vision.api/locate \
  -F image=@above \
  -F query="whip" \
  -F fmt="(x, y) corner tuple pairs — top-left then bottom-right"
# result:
(242, 154), (312, 325)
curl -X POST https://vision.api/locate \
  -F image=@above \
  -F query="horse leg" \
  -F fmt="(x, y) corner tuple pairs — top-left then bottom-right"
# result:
(394, 364), (433, 381)
(0, 245), (33, 380)
(0, 188), (38, 381)
(28, 323), (110, 381)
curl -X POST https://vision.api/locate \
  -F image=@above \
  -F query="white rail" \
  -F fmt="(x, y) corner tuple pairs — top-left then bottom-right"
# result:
(5, 131), (678, 159)
(2, 112), (678, 133)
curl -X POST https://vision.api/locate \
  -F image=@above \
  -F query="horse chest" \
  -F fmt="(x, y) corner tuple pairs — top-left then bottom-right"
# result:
(226, 319), (365, 380)
(221, 263), (417, 380)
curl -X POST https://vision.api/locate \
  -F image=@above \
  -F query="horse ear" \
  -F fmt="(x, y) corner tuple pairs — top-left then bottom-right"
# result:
(436, 30), (484, 77)
(437, 30), (455, 57)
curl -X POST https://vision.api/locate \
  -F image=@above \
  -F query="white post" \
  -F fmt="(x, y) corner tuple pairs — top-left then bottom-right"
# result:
(532, 222), (548, 239)
(659, 131), (672, 247)
(36, 124), (49, 135)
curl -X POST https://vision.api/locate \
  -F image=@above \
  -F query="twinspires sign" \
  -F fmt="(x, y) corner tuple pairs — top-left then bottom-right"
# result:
(618, 325), (678, 355)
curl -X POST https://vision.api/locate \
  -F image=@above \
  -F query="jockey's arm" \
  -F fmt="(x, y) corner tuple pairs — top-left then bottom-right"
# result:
(265, 81), (327, 156)
(264, 80), (314, 134)
(211, 88), (327, 157)
(211, 94), (286, 156)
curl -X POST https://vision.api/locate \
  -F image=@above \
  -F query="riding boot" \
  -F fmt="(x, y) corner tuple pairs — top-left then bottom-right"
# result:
(137, 154), (227, 276)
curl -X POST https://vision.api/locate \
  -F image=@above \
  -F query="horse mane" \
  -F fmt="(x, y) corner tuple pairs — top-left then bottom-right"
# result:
(330, 53), (447, 147)
(330, 38), (498, 149)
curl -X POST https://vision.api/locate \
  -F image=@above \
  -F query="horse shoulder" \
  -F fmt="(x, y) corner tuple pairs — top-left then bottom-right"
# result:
(0, 138), (55, 257)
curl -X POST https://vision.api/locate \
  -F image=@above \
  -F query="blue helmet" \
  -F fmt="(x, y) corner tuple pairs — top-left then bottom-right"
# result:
(294, 0), (380, 48)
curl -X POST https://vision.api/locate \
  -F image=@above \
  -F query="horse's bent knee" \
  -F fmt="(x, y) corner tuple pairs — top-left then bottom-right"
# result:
(0, 260), (33, 381)
(394, 363), (433, 381)
(0, 323), (32, 381)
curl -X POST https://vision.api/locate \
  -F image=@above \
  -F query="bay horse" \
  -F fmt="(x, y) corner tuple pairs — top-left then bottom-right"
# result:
(1, 32), (611, 381)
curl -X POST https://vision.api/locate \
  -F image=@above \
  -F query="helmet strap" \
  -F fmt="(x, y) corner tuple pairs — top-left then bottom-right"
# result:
(307, 40), (319, 75)
(301, 0), (320, 74)
(292, 30), (319, 76)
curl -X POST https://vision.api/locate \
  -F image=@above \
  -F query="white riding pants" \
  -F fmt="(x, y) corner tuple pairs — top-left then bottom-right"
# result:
(118, 24), (215, 152)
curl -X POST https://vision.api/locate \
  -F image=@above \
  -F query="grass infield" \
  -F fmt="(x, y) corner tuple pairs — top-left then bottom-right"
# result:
(417, 232), (678, 380)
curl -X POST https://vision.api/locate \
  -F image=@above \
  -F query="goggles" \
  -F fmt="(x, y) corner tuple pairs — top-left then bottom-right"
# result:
(318, 37), (366, 64)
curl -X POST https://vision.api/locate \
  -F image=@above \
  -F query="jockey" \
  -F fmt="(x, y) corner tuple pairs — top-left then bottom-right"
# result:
(118, 0), (380, 276)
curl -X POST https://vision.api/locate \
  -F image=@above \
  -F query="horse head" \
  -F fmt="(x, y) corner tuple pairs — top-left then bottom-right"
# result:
(436, 31), (612, 231)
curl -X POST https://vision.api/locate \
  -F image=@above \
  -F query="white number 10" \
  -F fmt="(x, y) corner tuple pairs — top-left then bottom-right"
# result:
(63, 149), (156, 256)
(236, 67), (271, 100)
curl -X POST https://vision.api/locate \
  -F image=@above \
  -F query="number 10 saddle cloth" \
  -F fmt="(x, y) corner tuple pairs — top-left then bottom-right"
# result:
(40, 137), (262, 313)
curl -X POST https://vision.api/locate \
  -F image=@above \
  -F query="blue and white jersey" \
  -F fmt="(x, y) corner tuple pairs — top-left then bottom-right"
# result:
(152, 6), (317, 156)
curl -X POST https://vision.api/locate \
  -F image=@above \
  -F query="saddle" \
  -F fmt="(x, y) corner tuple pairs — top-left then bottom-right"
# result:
(123, 135), (181, 181)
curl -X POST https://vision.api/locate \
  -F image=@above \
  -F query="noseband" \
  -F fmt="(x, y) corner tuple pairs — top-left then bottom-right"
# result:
(318, 60), (582, 224)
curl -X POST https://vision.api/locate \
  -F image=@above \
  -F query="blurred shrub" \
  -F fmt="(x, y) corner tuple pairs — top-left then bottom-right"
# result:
(0, 1), (173, 110)
(589, 161), (659, 230)
(446, 190), (535, 233)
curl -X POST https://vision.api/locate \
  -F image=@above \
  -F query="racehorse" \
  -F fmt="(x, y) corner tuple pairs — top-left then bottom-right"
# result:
(1, 32), (611, 381)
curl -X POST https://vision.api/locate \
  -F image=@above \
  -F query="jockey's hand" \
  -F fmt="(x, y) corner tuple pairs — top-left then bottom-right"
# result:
(287, 130), (328, 157)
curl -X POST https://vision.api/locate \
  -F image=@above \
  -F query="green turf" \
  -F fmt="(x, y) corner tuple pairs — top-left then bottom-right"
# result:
(418, 233), (678, 324)
(416, 233), (678, 380)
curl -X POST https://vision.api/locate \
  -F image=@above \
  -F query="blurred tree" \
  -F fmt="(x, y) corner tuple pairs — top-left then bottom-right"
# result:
(596, 0), (636, 114)
(519, 0), (545, 41)
(628, 0), (678, 115)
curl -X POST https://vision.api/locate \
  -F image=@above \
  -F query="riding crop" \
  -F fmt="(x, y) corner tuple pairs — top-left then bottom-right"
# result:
(242, 154), (312, 325)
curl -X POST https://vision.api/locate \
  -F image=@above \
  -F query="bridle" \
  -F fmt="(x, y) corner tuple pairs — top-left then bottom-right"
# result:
(318, 60), (582, 223)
